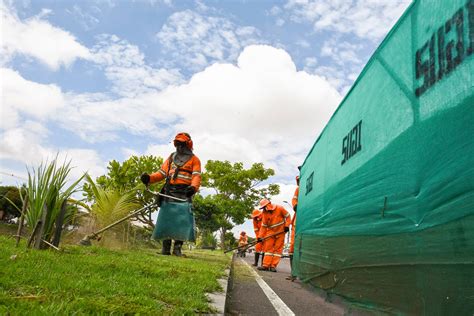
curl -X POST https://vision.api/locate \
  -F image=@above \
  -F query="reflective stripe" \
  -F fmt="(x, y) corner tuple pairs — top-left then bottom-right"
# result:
(293, 195), (298, 199)
(158, 170), (166, 176)
(254, 228), (259, 231)
(269, 221), (284, 228)
(264, 252), (273, 256)
(192, 171), (201, 175)
(262, 224), (268, 227)
(273, 253), (282, 257)
(176, 174), (192, 180)
(284, 213), (290, 218)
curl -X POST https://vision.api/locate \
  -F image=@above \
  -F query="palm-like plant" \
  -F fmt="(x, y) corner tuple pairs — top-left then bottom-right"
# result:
(24, 157), (85, 247)
(85, 174), (140, 242)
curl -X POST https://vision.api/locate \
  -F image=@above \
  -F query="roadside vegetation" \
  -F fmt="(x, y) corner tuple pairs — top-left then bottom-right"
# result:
(0, 154), (278, 313)
(0, 236), (230, 315)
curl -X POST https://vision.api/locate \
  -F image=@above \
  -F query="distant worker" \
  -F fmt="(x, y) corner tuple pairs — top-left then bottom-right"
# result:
(141, 132), (201, 256)
(238, 231), (248, 257)
(251, 209), (264, 266)
(257, 199), (291, 272)
(287, 175), (299, 281)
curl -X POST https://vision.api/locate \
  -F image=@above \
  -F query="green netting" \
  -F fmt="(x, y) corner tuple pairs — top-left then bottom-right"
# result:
(294, 0), (474, 314)
(152, 201), (196, 242)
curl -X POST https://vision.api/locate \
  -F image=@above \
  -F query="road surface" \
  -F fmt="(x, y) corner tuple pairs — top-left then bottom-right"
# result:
(226, 254), (347, 315)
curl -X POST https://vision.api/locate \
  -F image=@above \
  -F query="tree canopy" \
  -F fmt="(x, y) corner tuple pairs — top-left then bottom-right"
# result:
(0, 186), (23, 219)
(199, 160), (279, 248)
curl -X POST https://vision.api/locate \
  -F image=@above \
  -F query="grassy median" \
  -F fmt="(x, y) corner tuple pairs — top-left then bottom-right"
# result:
(0, 236), (230, 315)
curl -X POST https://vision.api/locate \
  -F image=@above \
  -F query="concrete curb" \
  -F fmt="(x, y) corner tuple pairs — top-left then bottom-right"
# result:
(206, 267), (231, 315)
(207, 252), (234, 315)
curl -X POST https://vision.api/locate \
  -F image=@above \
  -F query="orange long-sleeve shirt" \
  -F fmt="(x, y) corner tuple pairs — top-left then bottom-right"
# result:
(258, 204), (291, 239)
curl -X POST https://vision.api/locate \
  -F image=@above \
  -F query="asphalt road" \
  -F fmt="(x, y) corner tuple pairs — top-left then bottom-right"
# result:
(225, 254), (346, 316)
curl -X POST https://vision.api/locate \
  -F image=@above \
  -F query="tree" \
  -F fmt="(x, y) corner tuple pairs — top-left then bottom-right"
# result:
(83, 155), (163, 229)
(202, 160), (279, 249)
(0, 186), (24, 219)
(193, 194), (222, 233)
(224, 231), (237, 250)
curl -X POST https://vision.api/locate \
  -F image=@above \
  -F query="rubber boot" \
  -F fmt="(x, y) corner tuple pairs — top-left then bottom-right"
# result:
(260, 253), (265, 266)
(253, 253), (260, 266)
(173, 240), (184, 257)
(161, 239), (171, 255)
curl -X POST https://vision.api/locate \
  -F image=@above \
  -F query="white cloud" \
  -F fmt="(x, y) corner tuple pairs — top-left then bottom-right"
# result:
(1, 68), (65, 128)
(284, 0), (411, 41)
(0, 121), (50, 163)
(66, 4), (101, 31)
(316, 38), (365, 91)
(296, 39), (310, 48)
(312, 65), (346, 91)
(0, 3), (91, 70)
(0, 122), (106, 180)
(87, 45), (338, 178)
(142, 45), (341, 178)
(56, 92), (176, 143)
(91, 34), (183, 97)
(156, 10), (263, 70)
(320, 39), (363, 66)
(304, 57), (317, 68)
(57, 149), (106, 179)
(2, 44), (340, 180)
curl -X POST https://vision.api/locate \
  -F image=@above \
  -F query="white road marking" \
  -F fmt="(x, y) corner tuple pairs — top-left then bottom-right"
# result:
(240, 258), (295, 316)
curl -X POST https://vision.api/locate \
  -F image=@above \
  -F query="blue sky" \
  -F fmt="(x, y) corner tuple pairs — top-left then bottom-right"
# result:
(0, 0), (411, 236)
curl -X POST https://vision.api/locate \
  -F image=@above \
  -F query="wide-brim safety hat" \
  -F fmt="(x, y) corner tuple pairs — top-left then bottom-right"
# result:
(251, 209), (262, 218)
(259, 198), (271, 209)
(174, 132), (193, 150)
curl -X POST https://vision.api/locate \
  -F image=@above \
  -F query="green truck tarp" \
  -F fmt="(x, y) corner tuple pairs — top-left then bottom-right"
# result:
(294, 0), (474, 314)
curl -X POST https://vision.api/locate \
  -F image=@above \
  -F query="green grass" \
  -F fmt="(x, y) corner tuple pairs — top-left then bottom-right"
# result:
(0, 236), (231, 315)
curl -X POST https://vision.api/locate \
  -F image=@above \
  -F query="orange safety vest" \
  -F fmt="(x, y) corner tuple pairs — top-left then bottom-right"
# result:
(150, 153), (201, 190)
(238, 235), (248, 246)
(258, 204), (291, 238)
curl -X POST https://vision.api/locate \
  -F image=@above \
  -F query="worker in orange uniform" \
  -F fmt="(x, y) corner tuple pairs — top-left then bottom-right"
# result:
(257, 199), (291, 272)
(140, 132), (201, 256)
(251, 209), (264, 266)
(286, 175), (299, 281)
(238, 231), (248, 257)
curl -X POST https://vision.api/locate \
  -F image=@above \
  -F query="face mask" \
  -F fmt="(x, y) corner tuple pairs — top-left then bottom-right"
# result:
(176, 142), (187, 154)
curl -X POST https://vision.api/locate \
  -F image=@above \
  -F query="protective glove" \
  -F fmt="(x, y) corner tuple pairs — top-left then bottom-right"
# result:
(284, 226), (290, 233)
(293, 205), (297, 213)
(140, 173), (150, 185)
(185, 186), (196, 197)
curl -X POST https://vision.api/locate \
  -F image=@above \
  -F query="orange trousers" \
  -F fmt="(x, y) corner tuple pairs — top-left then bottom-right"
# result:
(262, 232), (285, 268)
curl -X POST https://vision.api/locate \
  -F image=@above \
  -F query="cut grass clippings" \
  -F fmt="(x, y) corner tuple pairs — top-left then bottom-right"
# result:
(0, 236), (231, 315)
